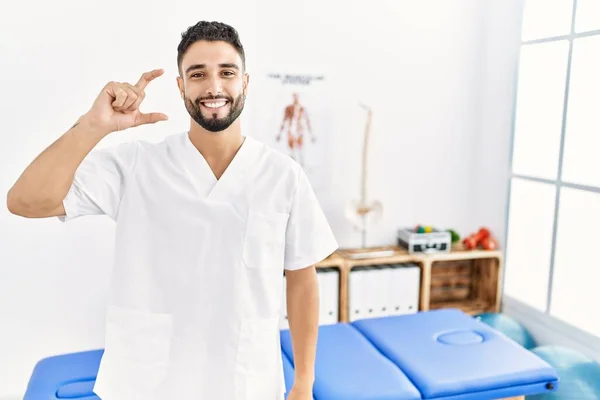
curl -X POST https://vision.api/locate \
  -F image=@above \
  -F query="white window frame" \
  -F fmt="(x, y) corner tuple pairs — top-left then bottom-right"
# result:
(503, 0), (600, 357)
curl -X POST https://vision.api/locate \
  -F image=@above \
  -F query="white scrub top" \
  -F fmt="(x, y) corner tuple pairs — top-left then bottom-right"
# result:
(59, 132), (338, 400)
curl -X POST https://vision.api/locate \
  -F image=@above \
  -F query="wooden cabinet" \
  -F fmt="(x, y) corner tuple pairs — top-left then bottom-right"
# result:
(314, 244), (503, 323)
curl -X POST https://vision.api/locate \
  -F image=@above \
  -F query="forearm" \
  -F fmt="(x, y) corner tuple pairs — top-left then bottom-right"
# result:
(286, 267), (319, 387)
(7, 114), (108, 216)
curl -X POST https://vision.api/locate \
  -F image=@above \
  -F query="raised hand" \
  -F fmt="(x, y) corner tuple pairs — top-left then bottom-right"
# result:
(86, 69), (168, 134)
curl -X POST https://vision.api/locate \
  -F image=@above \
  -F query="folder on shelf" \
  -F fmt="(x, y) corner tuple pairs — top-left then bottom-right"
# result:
(389, 263), (420, 316)
(364, 265), (378, 319)
(374, 265), (391, 318)
(317, 268), (339, 325)
(353, 265), (389, 320)
(349, 266), (367, 322)
(404, 263), (421, 314)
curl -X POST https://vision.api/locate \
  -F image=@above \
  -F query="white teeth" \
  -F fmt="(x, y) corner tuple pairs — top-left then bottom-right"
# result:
(204, 101), (227, 109)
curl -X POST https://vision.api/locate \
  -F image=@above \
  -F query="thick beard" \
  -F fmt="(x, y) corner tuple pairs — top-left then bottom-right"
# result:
(185, 93), (245, 133)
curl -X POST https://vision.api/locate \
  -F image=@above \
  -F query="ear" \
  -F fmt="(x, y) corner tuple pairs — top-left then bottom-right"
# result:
(243, 73), (250, 98)
(176, 76), (185, 99)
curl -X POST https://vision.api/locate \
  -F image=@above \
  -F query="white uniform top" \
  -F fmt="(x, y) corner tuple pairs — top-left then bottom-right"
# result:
(59, 132), (338, 400)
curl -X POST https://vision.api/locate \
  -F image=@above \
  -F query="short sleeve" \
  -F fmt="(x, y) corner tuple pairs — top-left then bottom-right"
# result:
(58, 141), (140, 223)
(284, 166), (338, 271)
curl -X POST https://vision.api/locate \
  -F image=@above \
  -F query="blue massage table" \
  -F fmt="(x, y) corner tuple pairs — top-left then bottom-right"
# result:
(24, 309), (558, 399)
(281, 309), (559, 399)
(24, 349), (102, 399)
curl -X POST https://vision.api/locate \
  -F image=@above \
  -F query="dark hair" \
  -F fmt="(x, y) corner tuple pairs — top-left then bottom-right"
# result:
(177, 21), (246, 74)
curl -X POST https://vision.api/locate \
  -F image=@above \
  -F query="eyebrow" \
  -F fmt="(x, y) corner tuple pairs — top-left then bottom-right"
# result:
(185, 63), (240, 74)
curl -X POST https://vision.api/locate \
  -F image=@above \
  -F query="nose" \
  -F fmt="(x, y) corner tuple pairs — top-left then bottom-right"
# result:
(205, 75), (224, 97)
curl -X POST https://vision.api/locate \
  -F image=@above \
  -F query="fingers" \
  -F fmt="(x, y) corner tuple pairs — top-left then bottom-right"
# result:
(111, 86), (133, 111)
(121, 83), (145, 112)
(107, 67), (164, 112)
(110, 84), (129, 110)
(135, 112), (168, 126)
(104, 69), (166, 124)
(135, 68), (164, 91)
(109, 82), (146, 113)
(120, 84), (139, 110)
(128, 84), (146, 111)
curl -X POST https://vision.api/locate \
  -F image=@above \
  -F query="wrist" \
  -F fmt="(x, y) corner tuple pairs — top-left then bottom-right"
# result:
(293, 373), (314, 389)
(78, 113), (112, 139)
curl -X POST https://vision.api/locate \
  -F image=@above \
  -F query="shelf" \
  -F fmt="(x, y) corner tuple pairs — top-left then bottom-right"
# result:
(427, 243), (503, 262)
(327, 244), (501, 265)
(314, 245), (503, 323)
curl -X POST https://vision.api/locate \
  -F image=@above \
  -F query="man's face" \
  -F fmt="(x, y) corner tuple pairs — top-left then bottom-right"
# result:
(177, 40), (248, 132)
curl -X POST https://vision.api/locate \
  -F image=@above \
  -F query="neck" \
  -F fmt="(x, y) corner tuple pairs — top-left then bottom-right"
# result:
(188, 120), (243, 158)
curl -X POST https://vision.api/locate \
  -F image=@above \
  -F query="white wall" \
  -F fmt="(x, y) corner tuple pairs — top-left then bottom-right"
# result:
(0, 0), (510, 397)
(475, 0), (524, 250)
(252, 0), (488, 248)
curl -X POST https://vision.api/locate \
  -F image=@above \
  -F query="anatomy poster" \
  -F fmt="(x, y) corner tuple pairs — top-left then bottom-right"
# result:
(253, 72), (333, 192)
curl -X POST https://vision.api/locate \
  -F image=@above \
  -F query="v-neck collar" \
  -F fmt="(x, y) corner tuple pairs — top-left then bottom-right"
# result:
(179, 131), (260, 202)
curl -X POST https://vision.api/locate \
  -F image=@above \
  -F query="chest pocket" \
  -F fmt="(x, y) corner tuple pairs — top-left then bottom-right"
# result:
(242, 210), (289, 270)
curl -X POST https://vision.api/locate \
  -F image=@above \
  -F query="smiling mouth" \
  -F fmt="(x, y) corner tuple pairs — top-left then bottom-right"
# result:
(200, 100), (230, 110)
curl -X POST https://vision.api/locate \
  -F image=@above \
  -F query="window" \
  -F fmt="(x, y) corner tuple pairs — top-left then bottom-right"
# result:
(511, 40), (568, 180)
(520, 0), (573, 41)
(561, 35), (600, 188)
(551, 188), (600, 335)
(504, 178), (555, 311)
(505, 1), (600, 338)
(574, 0), (600, 33)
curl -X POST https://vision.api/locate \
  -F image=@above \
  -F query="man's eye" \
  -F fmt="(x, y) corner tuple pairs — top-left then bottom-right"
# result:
(223, 71), (234, 76)
(191, 73), (203, 78)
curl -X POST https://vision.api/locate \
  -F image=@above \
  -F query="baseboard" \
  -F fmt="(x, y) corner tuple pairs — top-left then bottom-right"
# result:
(502, 296), (600, 362)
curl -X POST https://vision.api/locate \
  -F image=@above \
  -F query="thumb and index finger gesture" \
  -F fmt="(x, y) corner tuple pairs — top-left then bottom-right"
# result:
(103, 68), (169, 130)
(131, 68), (168, 127)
